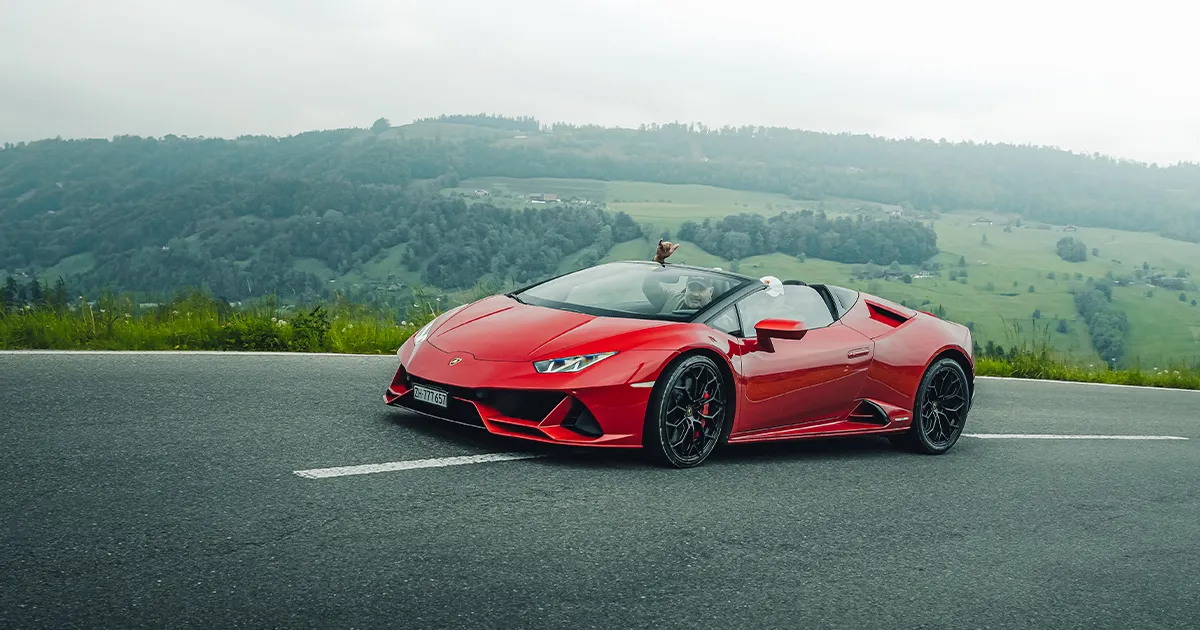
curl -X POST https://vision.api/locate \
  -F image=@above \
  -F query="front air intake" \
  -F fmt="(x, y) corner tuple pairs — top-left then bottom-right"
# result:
(482, 389), (567, 422)
(562, 400), (604, 437)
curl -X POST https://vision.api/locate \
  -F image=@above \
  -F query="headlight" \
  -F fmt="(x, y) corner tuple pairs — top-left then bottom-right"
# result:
(411, 321), (434, 349)
(533, 352), (617, 374)
(409, 304), (467, 351)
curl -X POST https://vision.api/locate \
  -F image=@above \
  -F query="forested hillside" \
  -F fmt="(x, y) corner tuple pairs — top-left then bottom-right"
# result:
(2, 114), (1199, 302)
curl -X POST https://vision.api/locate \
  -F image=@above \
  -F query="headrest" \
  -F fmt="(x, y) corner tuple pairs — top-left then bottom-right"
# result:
(760, 275), (784, 297)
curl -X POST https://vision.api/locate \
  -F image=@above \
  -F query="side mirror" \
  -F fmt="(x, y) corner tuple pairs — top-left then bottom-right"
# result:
(754, 318), (807, 351)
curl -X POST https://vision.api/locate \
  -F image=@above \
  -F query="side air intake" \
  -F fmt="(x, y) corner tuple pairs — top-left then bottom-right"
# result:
(847, 400), (890, 426)
(866, 302), (910, 327)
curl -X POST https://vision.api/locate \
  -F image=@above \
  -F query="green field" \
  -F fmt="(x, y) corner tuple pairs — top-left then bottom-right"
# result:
(449, 176), (883, 232)
(470, 177), (1200, 365)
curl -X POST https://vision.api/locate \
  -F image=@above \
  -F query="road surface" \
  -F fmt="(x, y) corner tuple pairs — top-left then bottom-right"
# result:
(1, 353), (1197, 629)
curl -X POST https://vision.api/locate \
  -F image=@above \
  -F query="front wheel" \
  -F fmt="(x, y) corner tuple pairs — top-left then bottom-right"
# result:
(896, 358), (971, 454)
(643, 355), (730, 468)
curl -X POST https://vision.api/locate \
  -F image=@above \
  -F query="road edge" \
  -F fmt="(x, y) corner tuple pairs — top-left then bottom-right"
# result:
(5, 349), (1200, 394)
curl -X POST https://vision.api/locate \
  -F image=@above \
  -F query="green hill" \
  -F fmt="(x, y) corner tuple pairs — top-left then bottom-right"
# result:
(3, 114), (1200, 365)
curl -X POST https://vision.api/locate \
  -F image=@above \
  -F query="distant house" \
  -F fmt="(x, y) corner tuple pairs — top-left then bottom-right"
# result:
(1063, 224), (1077, 232)
(971, 216), (993, 226)
(528, 193), (559, 202)
(473, 189), (490, 197)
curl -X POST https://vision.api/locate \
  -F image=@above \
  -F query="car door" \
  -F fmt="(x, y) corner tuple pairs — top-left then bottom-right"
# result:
(731, 285), (875, 435)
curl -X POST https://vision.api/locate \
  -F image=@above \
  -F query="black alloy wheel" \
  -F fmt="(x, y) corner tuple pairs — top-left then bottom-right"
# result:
(897, 357), (971, 454)
(644, 354), (730, 468)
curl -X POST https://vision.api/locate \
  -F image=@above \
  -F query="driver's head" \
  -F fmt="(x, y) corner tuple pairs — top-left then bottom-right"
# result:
(682, 278), (715, 308)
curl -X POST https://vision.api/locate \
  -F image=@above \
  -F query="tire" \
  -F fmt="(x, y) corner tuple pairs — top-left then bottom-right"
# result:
(643, 354), (731, 468)
(895, 358), (971, 454)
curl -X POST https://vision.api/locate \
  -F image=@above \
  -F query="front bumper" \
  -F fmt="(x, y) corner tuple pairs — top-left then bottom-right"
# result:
(384, 344), (654, 448)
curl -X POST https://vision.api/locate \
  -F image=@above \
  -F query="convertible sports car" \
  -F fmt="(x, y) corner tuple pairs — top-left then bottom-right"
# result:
(385, 260), (975, 468)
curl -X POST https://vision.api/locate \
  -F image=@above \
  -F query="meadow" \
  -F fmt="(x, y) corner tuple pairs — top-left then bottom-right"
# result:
(476, 176), (1200, 367)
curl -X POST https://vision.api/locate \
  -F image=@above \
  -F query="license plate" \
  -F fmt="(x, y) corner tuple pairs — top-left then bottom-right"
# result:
(412, 384), (448, 408)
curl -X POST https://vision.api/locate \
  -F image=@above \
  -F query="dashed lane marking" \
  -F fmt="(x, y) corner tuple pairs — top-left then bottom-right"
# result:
(294, 452), (544, 479)
(964, 433), (1188, 440)
(295, 434), (1189, 478)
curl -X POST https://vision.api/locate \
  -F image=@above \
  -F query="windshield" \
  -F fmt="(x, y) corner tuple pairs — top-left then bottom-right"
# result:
(514, 262), (750, 320)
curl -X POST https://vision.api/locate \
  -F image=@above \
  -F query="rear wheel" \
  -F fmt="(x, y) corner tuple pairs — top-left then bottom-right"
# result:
(896, 358), (971, 454)
(643, 355), (730, 468)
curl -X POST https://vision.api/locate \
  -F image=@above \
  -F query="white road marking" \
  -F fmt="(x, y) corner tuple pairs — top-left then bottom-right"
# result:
(976, 375), (1200, 393)
(294, 452), (544, 479)
(964, 433), (1188, 440)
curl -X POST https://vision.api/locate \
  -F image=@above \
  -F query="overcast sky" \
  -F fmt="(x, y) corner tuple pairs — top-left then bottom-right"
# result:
(2, 0), (1197, 164)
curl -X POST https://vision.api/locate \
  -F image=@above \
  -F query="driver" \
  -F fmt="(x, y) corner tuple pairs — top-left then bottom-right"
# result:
(642, 240), (716, 313)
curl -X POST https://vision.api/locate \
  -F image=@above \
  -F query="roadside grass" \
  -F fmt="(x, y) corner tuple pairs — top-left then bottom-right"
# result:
(4, 288), (1200, 391)
(0, 290), (439, 355)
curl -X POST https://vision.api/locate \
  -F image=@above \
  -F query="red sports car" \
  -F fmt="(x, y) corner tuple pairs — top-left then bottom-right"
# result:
(385, 260), (975, 468)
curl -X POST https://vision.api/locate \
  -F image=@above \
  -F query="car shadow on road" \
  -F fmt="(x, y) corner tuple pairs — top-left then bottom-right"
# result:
(384, 409), (911, 469)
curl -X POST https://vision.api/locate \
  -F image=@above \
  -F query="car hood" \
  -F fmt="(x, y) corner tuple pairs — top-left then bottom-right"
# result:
(427, 295), (676, 361)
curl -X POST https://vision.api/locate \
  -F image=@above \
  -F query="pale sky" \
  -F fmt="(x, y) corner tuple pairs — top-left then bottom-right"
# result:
(2, 0), (1198, 164)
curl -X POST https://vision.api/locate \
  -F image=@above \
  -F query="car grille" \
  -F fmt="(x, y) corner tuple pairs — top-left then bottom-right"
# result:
(399, 375), (486, 428)
(406, 374), (565, 424)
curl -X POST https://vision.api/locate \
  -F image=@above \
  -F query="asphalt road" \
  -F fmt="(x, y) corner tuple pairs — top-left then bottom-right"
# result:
(2, 353), (1197, 629)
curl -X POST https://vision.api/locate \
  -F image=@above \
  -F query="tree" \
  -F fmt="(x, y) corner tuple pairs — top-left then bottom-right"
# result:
(1056, 319), (1069, 334)
(981, 233), (988, 244)
(1092, 248), (1099, 257)
(1032, 309), (1041, 319)
(1180, 293), (1188, 302)
(1028, 285), (1035, 293)
(1056, 237), (1087, 262)
(1192, 299), (1197, 307)
(902, 274), (912, 284)
(371, 117), (391, 133)
(958, 255), (966, 267)
(28, 279), (45, 307)
(2, 276), (19, 310)
(49, 277), (69, 311)
(1047, 271), (1056, 279)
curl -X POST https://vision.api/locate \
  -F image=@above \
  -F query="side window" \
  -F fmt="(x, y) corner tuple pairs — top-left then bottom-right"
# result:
(706, 306), (741, 336)
(736, 290), (786, 336)
(784, 285), (835, 329)
(736, 286), (836, 336)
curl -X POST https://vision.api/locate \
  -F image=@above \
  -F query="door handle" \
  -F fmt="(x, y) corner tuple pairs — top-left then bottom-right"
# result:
(847, 347), (871, 359)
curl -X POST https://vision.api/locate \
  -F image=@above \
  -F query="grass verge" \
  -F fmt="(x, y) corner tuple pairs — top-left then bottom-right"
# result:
(4, 289), (1199, 391)
(0, 290), (439, 355)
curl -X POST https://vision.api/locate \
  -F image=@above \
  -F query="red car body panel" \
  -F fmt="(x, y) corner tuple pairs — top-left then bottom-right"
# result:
(385, 271), (974, 451)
